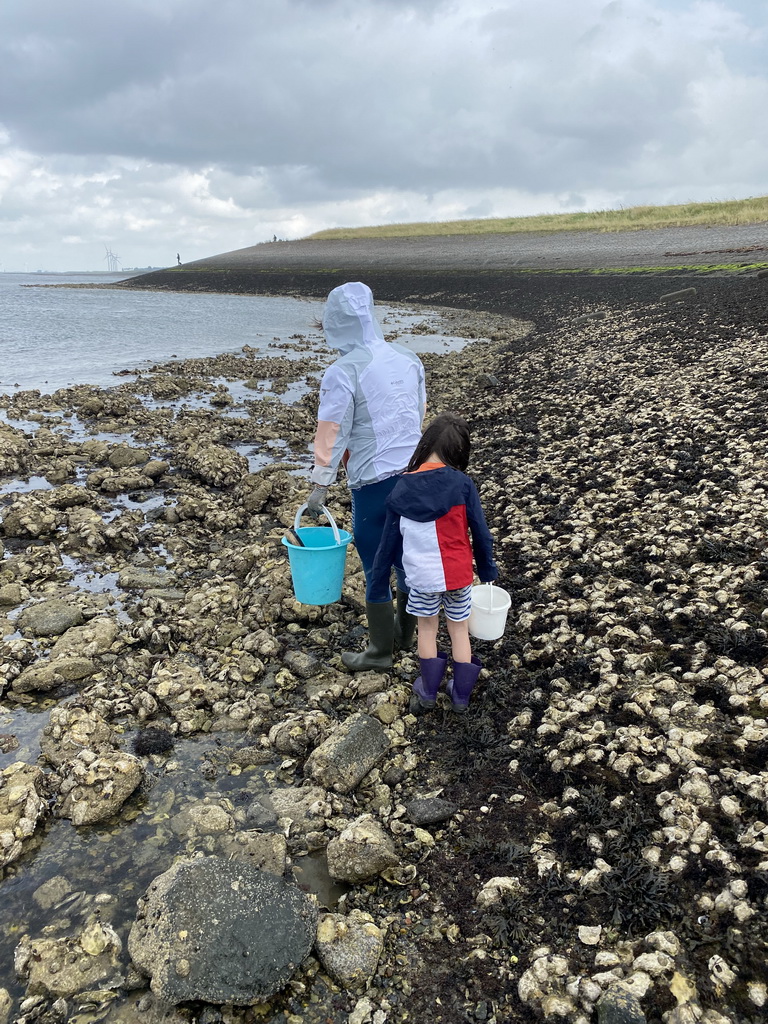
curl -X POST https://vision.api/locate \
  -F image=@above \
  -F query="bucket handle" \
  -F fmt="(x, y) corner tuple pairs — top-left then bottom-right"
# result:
(294, 503), (342, 545)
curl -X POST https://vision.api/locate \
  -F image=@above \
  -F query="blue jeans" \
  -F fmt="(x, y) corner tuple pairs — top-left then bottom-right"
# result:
(351, 476), (407, 602)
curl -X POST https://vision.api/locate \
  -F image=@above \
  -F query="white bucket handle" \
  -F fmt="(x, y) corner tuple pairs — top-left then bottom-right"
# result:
(295, 503), (341, 545)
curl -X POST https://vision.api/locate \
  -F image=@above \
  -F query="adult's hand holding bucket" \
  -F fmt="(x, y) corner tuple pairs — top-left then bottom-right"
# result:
(281, 504), (352, 605)
(468, 582), (511, 640)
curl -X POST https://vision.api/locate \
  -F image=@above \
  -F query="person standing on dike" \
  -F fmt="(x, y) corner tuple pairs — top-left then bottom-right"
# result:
(307, 281), (427, 671)
(368, 412), (498, 712)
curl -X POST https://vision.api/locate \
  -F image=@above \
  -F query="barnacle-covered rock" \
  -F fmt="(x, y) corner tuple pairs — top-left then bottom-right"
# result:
(234, 472), (274, 513)
(62, 505), (109, 551)
(268, 710), (334, 755)
(146, 659), (228, 733)
(0, 425), (30, 476)
(14, 916), (123, 998)
(57, 750), (143, 825)
(0, 762), (48, 867)
(314, 909), (385, 990)
(40, 706), (115, 768)
(326, 814), (399, 883)
(177, 441), (248, 487)
(1, 492), (60, 539)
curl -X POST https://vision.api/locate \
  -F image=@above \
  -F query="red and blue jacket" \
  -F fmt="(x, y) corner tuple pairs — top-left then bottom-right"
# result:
(369, 464), (498, 602)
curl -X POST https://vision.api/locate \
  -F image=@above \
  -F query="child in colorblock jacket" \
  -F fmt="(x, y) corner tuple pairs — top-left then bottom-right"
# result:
(369, 412), (498, 711)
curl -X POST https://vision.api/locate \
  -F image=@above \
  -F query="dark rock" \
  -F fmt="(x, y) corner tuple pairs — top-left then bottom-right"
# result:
(405, 797), (458, 826)
(382, 766), (406, 786)
(597, 983), (647, 1024)
(127, 855), (317, 1005)
(283, 649), (321, 679)
(245, 798), (279, 830)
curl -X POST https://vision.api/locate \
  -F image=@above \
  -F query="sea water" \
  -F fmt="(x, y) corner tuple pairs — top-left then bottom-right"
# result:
(0, 272), (469, 395)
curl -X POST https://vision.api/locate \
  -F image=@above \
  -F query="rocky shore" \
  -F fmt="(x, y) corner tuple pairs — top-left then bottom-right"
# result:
(1, 266), (768, 1024)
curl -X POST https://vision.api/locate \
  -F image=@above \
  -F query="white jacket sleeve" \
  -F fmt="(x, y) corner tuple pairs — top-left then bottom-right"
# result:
(311, 363), (355, 486)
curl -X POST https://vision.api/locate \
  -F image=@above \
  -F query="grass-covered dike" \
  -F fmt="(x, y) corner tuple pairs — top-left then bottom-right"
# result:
(306, 195), (768, 241)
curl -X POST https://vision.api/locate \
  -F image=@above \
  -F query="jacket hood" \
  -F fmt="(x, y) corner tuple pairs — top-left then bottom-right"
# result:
(387, 467), (465, 523)
(323, 282), (385, 354)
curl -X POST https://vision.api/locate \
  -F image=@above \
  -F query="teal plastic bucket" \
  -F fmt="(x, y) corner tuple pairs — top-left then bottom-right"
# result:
(281, 503), (352, 605)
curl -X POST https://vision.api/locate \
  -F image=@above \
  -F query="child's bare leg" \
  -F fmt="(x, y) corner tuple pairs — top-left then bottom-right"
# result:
(417, 615), (439, 659)
(446, 617), (472, 663)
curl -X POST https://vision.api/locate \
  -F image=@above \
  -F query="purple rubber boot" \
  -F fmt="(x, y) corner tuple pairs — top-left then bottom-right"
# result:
(446, 656), (482, 712)
(411, 653), (448, 711)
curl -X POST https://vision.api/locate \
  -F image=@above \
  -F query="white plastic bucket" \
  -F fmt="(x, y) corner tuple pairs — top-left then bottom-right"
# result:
(468, 583), (511, 640)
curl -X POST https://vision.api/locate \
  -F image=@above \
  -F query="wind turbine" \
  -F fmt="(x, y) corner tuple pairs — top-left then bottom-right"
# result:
(104, 246), (122, 272)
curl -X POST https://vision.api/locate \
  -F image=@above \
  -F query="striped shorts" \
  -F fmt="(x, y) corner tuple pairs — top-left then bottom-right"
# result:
(406, 585), (473, 622)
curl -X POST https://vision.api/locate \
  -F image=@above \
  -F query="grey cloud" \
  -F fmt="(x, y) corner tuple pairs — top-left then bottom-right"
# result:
(4, 0), (764, 199)
(1, 0), (767, 271)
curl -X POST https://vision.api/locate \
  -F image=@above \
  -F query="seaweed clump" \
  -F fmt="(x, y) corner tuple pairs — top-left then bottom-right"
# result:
(133, 726), (175, 756)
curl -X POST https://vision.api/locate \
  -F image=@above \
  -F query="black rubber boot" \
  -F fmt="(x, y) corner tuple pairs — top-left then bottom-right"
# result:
(393, 589), (417, 652)
(342, 600), (395, 671)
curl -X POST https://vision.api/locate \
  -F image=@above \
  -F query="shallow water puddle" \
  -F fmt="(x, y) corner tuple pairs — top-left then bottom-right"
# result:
(0, 409), (43, 432)
(0, 475), (54, 497)
(0, 721), (346, 983)
(59, 554), (131, 622)
(233, 437), (313, 474)
(60, 554), (122, 595)
(113, 491), (166, 515)
(215, 375), (315, 407)
(0, 730), (335, 1002)
(292, 852), (350, 911)
(0, 700), (56, 770)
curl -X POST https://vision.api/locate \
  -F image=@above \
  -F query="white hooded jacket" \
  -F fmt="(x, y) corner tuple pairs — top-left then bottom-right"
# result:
(311, 282), (426, 489)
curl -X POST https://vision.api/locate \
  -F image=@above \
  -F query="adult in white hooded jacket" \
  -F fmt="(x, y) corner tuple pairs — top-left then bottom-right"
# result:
(308, 282), (427, 670)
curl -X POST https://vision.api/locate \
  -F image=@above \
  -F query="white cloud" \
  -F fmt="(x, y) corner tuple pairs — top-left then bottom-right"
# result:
(0, 0), (766, 269)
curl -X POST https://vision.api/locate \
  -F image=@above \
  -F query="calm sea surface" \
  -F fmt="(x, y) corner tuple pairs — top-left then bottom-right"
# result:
(0, 272), (466, 395)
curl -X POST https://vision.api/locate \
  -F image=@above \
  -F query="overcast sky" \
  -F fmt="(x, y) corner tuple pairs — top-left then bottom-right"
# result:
(1, 0), (766, 271)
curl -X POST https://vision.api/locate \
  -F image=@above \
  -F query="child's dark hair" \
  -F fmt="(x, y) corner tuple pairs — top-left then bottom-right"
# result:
(407, 412), (471, 472)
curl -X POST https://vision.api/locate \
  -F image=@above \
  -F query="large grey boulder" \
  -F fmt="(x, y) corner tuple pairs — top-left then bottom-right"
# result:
(128, 856), (317, 1005)
(11, 657), (96, 693)
(0, 583), (25, 609)
(17, 598), (84, 638)
(304, 713), (390, 794)
(108, 444), (150, 469)
(50, 616), (119, 658)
